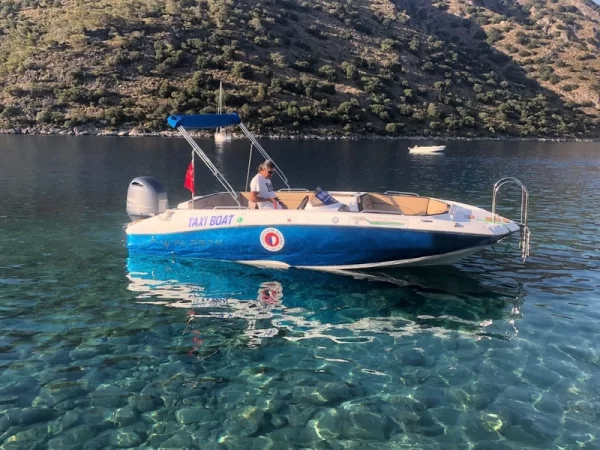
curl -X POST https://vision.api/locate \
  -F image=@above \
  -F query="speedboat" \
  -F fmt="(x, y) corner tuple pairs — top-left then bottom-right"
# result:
(125, 113), (531, 270)
(409, 145), (446, 154)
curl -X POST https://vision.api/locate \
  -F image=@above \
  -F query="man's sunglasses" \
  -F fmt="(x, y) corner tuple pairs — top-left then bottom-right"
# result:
(267, 170), (275, 174)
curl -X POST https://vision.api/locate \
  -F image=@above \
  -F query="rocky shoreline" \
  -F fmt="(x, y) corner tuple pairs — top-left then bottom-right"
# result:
(0, 126), (596, 142)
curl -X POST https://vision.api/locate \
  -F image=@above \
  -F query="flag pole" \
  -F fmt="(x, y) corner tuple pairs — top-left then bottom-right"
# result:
(191, 149), (195, 207)
(184, 150), (196, 208)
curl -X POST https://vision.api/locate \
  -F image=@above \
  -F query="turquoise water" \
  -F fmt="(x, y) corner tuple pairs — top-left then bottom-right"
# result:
(1, 136), (599, 449)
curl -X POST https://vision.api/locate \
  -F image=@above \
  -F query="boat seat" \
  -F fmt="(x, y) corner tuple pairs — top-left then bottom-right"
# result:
(182, 192), (450, 215)
(240, 191), (313, 210)
(238, 192), (252, 208)
(427, 199), (450, 215)
(358, 194), (373, 212)
(358, 194), (450, 216)
(185, 193), (242, 209)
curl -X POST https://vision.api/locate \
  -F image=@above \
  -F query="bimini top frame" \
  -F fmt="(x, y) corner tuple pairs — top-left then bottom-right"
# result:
(167, 114), (291, 207)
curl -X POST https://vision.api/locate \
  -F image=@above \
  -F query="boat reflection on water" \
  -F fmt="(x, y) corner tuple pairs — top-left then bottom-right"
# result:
(126, 257), (525, 350)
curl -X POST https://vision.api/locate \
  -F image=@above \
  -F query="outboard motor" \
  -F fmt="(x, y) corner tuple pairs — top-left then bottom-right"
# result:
(126, 176), (168, 221)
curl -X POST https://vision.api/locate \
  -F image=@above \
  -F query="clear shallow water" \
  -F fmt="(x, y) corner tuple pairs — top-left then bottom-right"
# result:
(0, 136), (599, 449)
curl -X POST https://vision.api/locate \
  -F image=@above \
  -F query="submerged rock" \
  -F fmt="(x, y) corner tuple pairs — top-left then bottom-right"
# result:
(47, 410), (80, 435)
(224, 406), (265, 437)
(283, 404), (319, 427)
(0, 396), (18, 408)
(5, 407), (56, 427)
(306, 408), (343, 441)
(108, 429), (142, 448)
(89, 385), (129, 408)
(270, 413), (288, 429)
(292, 382), (351, 405)
(175, 407), (218, 425)
(157, 432), (193, 449)
(47, 425), (96, 449)
(112, 406), (137, 427)
(32, 381), (88, 408)
(0, 417), (10, 433)
(345, 410), (401, 441)
(1, 423), (48, 447)
(128, 394), (163, 413)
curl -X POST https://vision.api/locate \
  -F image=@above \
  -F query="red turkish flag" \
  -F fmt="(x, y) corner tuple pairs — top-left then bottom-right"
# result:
(184, 161), (194, 195)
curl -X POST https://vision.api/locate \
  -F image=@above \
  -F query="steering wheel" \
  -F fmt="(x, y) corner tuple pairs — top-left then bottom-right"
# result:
(297, 195), (310, 210)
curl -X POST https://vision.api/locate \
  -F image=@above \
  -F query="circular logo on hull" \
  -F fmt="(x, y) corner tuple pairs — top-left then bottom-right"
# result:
(260, 228), (285, 252)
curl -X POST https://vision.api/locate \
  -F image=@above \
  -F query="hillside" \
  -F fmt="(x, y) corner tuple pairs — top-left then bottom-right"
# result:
(0, 0), (599, 138)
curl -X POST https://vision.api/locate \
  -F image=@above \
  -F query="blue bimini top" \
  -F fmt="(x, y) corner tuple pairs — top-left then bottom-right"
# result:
(167, 113), (241, 129)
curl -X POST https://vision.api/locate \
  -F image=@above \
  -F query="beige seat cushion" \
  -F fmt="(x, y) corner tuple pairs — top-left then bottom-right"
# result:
(427, 199), (450, 215)
(358, 194), (449, 216)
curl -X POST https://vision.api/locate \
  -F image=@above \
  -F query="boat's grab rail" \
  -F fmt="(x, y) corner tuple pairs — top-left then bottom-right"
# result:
(278, 188), (309, 192)
(491, 177), (530, 261)
(383, 191), (419, 197)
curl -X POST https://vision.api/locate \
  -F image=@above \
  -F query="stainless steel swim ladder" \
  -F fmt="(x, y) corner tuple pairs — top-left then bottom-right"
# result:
(492, 177), (531, 262)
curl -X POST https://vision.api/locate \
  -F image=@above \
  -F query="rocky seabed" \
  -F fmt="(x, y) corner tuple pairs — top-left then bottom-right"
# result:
(0, 332), (596, 449)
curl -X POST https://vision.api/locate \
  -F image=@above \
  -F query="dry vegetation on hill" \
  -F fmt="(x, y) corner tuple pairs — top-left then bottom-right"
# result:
(0, 0), (598, 138)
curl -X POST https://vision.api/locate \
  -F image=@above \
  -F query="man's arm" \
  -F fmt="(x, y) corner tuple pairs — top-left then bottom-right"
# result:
(250, 191), (272, 202)
(251, 190), (282, 208)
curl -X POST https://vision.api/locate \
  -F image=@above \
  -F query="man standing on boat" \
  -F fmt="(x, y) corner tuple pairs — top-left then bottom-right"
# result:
(249, 160), (287, 209)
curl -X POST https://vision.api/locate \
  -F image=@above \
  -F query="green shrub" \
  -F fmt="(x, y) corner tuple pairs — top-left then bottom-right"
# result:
(158, 81), (175, 99)
(232, 62), (253, 79)
(294, 60), (313, 72)
(318, 65), (337, 82)
(385, 122), (401, 134)
(56, 87), (90, 105)
(381, 39), (395, 51)
(340, 61), (357, 80)
(35, 109), (53, 124)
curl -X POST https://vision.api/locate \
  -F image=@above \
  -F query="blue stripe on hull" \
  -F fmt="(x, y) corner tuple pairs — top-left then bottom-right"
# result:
(127, 225), (503, 266)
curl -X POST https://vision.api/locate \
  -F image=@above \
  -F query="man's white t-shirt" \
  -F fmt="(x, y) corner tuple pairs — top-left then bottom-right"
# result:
(250, 173), (281, 209)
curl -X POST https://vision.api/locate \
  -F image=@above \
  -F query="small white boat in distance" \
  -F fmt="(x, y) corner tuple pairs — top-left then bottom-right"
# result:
(409, 145), (446, 154)
(214, 129), (232, 143)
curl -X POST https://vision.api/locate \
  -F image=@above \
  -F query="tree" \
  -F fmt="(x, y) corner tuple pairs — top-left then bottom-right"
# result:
(232, 62), (253, 80)
(381, 39), (395, 52)
(318, 65), (337, 82)
(340, 62), (357, 80)
(427, 103), (440, 119)
(270, 52), (286, 68)
(385, 122), (401, 134)
(158, 81), (175, 99)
